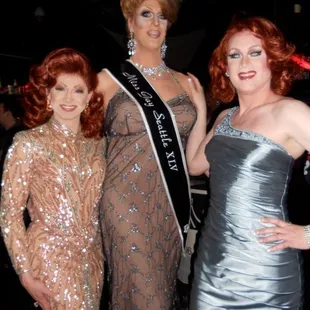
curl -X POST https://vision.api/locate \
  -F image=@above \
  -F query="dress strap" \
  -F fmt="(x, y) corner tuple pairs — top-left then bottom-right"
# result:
(170, 70), (187, 95)
(214, 106), (238, 135)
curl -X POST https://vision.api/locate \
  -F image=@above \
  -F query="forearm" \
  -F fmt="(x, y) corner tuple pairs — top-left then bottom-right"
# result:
(186, 110), (207, 165)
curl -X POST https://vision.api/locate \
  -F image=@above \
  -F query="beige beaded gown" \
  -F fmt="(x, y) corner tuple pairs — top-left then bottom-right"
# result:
(0, 119), (106, 310)
(100, 88), (196, 309)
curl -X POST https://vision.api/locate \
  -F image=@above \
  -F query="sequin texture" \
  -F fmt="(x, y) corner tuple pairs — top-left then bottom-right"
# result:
(0, 118), (106, 309)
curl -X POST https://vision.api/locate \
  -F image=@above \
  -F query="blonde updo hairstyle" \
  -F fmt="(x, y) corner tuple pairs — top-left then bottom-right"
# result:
(120, 0), (180, 24)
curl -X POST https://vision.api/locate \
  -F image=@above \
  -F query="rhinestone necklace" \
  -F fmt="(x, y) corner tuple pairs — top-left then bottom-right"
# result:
(132, 60), (170, 80)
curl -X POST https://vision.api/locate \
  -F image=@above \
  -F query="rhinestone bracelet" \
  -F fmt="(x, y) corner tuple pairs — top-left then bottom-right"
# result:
(304, 225), (310, 248)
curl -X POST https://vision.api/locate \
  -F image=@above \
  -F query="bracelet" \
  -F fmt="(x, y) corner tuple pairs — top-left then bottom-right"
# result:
(304, 225), (310, 248)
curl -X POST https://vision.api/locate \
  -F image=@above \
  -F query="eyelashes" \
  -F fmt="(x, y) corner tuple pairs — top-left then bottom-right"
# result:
(55, 87), (65, 91)
(54, 86), (85, 94)
(227, 50), (262, 59)
(251, 50), (262, 57)
(227, 53), (239, 59)
(140, 10), (167, 20)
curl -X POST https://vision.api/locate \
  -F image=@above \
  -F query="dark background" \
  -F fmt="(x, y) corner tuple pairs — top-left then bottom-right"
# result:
(0, 0), (309, 309)
(0, 0), (309, 87)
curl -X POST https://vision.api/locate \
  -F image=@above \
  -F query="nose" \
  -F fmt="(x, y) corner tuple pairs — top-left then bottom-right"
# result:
(65, 90), (73, 102)
(240, 56), (250, 68)
(152, 15), (159, 26)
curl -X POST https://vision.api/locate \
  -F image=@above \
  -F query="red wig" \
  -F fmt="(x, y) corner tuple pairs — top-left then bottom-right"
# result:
(23, 48), (104, 139)
(209, 16), (302, 103)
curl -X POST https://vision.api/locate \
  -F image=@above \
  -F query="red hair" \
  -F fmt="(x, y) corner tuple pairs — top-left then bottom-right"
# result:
(209, 16), (302, 103)
(23, 48), (104, 139)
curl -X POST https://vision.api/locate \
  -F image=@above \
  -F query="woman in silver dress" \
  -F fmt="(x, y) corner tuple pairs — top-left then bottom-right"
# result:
(186, 16), (310, 309)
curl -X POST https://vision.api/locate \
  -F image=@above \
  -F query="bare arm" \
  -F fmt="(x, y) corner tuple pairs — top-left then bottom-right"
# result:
(186, 109), (229, 176)
(256, 99), (310, 251)
(97, 70), (119, 112)
(279, 99), (310, 155)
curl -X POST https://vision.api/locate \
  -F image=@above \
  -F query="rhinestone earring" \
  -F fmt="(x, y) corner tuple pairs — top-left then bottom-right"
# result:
(46, 99), (52, 111)
(84, 103), (90, 116)
(161, 39), (167, 59)
(127, 32), (136, 56)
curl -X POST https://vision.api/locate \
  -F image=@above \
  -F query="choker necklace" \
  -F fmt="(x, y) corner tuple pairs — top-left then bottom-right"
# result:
(132, 60), (169, 80)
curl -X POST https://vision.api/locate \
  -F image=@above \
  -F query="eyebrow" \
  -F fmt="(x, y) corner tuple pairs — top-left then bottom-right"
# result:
(228, 44), (262, 52)
(139, 4), (162, 13)
(56, 81), (85, 88)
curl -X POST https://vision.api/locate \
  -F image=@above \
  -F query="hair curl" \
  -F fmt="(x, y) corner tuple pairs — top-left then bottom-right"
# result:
(120, 0), (180, 24)
(23, 48), (104, 139)
(209, 16), (302, 103)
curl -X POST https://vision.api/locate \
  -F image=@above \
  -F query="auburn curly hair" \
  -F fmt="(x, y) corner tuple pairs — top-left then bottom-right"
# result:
(23, 48), (104, 139)
(209, 16), (302, 103)
(120, 0), (180, 24)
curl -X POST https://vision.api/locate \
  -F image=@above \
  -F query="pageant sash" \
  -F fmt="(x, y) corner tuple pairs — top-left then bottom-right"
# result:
(105, 61), (192, 249)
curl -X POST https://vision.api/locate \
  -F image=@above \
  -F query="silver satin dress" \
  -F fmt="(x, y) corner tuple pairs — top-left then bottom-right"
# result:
(190, 107), (303, 309)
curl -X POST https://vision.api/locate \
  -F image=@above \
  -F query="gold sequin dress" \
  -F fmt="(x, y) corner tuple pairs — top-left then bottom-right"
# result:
(100, 89), (196, 309)
(0, 118), (106, 309)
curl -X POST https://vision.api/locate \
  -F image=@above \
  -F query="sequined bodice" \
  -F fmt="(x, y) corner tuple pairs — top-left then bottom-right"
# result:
(0, 119), (106, 273)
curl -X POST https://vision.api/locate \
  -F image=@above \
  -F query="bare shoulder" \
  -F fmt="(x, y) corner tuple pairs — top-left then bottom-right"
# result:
(97, 69), (117, 94)
(97, 69), (120, 107)
(274, 97), (309, 119)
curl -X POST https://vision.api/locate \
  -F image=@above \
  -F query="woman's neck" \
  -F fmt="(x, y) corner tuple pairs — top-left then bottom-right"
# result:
(130, 50), (162, 67)
(52, 115), (81, 134)
(237, 88), (279, 114)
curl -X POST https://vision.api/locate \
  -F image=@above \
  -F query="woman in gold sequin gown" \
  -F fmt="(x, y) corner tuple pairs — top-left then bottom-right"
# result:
(97, 0), (199, 308)
(0, 48), (106, 310)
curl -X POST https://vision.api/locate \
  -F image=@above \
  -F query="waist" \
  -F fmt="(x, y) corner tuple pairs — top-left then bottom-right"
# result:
(28, 221), (101, 248)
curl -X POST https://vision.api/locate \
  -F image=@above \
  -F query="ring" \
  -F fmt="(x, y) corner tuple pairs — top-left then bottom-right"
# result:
(34, 301), (39, 308)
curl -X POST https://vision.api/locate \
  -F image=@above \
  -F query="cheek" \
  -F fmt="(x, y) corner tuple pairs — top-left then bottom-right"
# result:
(76, 95), (89, 105)
(227, 60), (238, 73)
(50, 91), (63, 101)
(135, 16), (149, 28)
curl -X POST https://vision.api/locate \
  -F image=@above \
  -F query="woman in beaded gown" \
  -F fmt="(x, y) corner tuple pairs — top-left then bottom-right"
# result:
(97, 0), (199, 308)
(0, 48), (105, 310)
(186, 17), (310, 309)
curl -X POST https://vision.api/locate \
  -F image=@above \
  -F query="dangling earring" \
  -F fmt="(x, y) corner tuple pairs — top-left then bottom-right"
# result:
(46, 99), (52, 111)
(84, 103), (90, 116)
(127, 32), (136, 56)
(161, 39), (167, 59)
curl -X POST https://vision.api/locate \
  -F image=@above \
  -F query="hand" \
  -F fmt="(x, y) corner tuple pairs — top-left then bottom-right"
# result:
(187, 73), (207, 114)
(19, 272), (54, 310)
(256, 218), (309, 251)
